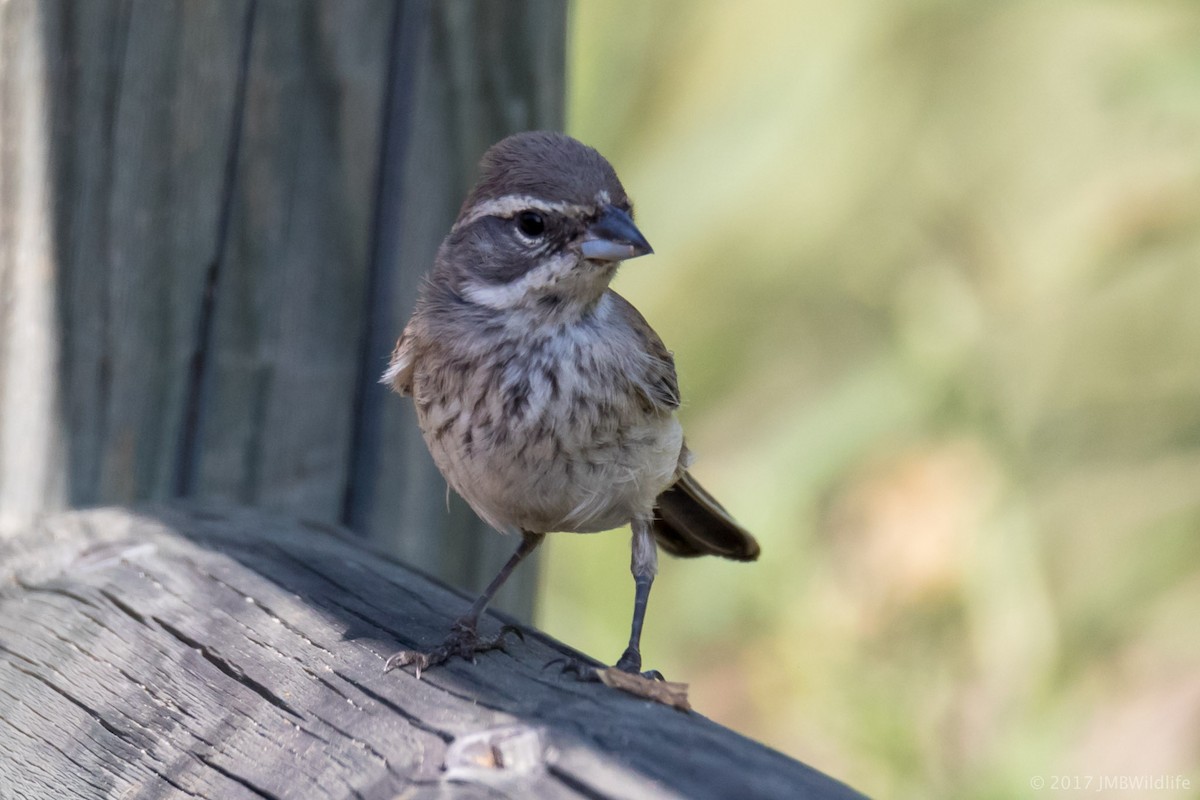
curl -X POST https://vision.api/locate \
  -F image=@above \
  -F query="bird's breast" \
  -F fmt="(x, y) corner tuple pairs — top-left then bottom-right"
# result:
(413, 324), (682, 534)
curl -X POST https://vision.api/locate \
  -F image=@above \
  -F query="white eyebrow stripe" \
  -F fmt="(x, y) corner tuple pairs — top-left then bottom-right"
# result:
(453, 194), (595, 231)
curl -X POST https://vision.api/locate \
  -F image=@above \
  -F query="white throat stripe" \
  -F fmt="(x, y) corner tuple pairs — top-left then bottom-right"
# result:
(460, 252), (578, 309)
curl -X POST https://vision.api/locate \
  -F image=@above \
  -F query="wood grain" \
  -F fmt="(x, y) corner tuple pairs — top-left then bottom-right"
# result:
(0, 507), (863, 799)
(0, 0), (568, 620)
(351, 0), (569, 616)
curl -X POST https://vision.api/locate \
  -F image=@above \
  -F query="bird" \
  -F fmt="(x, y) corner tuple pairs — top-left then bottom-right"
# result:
(381, 131), (759, 681)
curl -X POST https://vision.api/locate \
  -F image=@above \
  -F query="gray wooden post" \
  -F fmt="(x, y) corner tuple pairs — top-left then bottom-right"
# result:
(0, 0), (565, 618)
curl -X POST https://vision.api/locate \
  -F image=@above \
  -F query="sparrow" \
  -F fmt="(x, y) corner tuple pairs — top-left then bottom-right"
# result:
(381, 131), (759, 681)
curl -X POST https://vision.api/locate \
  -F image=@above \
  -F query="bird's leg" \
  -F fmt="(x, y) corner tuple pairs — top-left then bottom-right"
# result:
(558, 516), (664, 682)
(614, 574), (654, 671)
(613, 516), (663, 679)
(384, 531), (544, 676)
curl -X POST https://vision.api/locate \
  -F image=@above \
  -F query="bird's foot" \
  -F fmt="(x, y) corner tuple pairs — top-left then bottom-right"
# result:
(546, 648), (662, 683)
(613, 645), (664, 681)
(546, 651), (689, 710)
(384, 619), (523, 678)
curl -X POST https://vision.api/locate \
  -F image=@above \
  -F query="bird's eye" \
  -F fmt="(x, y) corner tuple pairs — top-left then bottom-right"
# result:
(516, 211), (545, 237)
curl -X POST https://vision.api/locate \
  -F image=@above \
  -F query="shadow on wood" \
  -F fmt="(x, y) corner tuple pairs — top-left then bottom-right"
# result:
(0, 506), (862, 799)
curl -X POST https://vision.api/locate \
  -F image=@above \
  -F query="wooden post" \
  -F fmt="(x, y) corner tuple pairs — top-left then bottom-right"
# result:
(0, 506), (863, 799)
(0, 0), (565, 618)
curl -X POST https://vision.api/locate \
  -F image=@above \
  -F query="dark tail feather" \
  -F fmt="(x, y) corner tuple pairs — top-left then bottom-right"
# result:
(651, 472), (760, 561)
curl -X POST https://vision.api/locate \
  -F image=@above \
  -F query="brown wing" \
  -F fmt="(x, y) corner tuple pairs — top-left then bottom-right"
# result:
(607, 291), (680, 412)
(603, 293), (755, 559)
(652, 471), (760, 561)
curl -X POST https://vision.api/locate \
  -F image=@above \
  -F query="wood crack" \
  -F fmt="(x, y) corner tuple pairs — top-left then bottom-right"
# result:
(153, 616), (305, 721)
(98, 588), (149, 627)
(195, 753), (281, 800)
(0, 708), (114, 795)
(340, 0), (431, 530)
(331, 669), (454, 744)
(172, 0), (259, 497)
(323, 596), (422, 651)
(192, 564), (335, 656)
(15, 577), (99, 609)
(546, 764), (611, 800)
(9, 663), (136, 746)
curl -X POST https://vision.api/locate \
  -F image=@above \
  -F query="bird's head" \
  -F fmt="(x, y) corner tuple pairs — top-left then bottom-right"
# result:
(434, 131), (653, 314)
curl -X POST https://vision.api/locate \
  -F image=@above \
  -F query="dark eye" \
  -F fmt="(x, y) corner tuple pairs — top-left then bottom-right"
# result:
(516, 211), (545, 237)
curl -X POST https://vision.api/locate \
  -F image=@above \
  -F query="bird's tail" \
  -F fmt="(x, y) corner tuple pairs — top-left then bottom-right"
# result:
(651, 472), (760, 561)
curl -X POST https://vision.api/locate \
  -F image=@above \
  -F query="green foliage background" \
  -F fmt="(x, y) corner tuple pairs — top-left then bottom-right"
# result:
(537, 1), (1200, 797)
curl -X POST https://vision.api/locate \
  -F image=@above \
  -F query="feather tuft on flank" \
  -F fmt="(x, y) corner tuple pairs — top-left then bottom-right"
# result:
(381, 331), (416, 395)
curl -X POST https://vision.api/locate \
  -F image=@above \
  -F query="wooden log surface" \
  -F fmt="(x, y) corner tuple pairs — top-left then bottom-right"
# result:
(0, 506), (863, 799)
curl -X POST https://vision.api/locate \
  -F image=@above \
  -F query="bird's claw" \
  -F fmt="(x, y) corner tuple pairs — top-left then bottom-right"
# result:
(384, 620), (525, 677)
(544, 655), (664, 683)
(544, 656), (601, 681)
(499, 623), (525, 643)
(614, 646), (665, 681)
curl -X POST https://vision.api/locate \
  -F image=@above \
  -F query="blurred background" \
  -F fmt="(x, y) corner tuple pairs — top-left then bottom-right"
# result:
(539, 1), (1200, 797)
(3, 1), (1195, 795)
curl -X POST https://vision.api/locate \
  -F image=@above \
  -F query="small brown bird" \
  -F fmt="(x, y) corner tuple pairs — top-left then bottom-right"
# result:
(382, 131), (758, 680)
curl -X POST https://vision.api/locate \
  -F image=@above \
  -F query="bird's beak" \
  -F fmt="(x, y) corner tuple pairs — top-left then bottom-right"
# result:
(580, 205), (654, 262)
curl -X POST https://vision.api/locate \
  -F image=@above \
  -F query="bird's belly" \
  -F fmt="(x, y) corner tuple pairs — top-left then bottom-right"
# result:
(419, 390), (682, 535)
(519, 416), (683, 533)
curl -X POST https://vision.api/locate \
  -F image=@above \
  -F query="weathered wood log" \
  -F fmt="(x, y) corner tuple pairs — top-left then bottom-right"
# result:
(0, 0), (565, 619)
(0, 507), (862, 799)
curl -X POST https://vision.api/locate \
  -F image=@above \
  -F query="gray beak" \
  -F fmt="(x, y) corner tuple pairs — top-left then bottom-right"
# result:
(580, 205), (653, 262)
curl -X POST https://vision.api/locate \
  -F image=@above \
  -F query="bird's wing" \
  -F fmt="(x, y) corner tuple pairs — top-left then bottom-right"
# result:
(652, 471), (760, 561)
(380, 324), (417, 395)
(607, 291), (680, 411)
